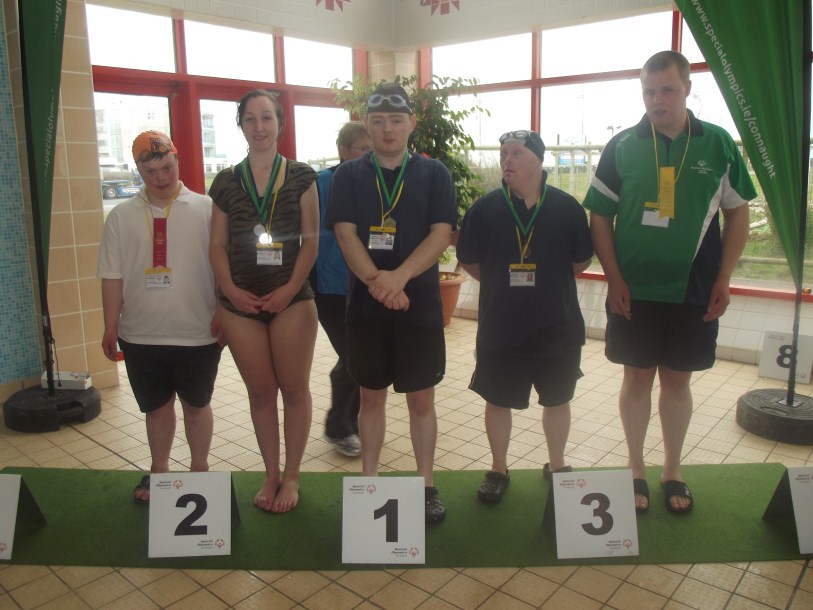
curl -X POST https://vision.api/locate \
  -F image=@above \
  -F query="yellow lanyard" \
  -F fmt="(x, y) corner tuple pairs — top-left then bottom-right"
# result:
(263, 165), (286, 234)
(376, 178), (405, 224)
(651, 112), (691, 200)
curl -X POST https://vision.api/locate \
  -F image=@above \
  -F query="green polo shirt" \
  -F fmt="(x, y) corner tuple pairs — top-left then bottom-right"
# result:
(583, 111), (756, 303)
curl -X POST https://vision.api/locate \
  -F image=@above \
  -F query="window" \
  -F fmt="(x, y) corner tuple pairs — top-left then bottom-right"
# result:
(199, 100), (246, 188)
(94, 93), (170, 213)
(449, 90), (531, 193)
(540, 13), (672, 78)
(185, 21), (276, 82)
(433, 34), (531, 85)
(284, 38), (352, 88)
(539, 79), (643, 148)
(680, 18), (705, 64)
(86, 4), (175, 72)
(293, 106), (351, 170)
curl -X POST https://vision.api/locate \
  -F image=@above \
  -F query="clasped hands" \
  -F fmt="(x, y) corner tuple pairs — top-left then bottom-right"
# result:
(367, 269), (409, 311)
(226, 283), (297, 315)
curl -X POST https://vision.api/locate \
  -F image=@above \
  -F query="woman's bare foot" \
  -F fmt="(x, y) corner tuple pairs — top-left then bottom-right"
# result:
(271, 478), (299, 513)
(253, 478), (280, 512)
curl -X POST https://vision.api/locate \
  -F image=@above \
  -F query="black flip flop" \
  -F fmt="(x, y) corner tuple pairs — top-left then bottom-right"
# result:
(662, 479), (693, 514)
(633, 478), (649, 513)
(542, 463), (573, 482)
(133, 474), (150, 505)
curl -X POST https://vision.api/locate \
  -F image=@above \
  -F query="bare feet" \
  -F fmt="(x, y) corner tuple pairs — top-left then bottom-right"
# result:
(271, 478), (299, 513)
(253, 478), (280, 512)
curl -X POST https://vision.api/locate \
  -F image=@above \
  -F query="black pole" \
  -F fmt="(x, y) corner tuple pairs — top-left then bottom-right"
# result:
(18, 0), (57, 396)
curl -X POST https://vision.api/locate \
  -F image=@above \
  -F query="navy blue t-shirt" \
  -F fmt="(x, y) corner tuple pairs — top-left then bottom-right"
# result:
(457, 178), (593, 355)
(326, 152), (457, 328)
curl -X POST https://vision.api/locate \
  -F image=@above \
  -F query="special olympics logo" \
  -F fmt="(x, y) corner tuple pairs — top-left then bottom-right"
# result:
(0, 542), (6, 553)
(576, 478), (587, 489)
(173, 480), (183, 490)
(623, 539), (632, 549)
(409, 547), (420, 558)
(366, 484), (377, 495)
(215, 539), (225, 549)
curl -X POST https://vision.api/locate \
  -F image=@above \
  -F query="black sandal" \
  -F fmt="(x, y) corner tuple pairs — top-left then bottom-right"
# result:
(633, 478), (649, 513)
(477, 470), (510, 504)
(133, 474), (150, 505)
(542, 463), (573, 482)
(662, 479), (693, 514)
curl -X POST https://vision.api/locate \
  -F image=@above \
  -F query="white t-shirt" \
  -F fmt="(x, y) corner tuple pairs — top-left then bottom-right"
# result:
(97, 183), (217, 346)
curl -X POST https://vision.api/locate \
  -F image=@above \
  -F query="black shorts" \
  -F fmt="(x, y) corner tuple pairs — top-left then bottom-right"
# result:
(118, 339), (222, 413)
(346, 319), (445, 393)
(469, 346), (582, 409)
(604, 300), (718, 371)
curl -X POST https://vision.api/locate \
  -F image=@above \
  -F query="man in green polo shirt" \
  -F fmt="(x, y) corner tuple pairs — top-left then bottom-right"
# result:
(583, 50), (756, 514)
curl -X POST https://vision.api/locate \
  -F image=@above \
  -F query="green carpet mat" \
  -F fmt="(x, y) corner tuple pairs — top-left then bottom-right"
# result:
(1, 464), (808, 570)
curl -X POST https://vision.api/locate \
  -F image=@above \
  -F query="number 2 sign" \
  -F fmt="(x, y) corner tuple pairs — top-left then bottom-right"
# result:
(148, 471), (233, 558)
(342, 476), (425, 564)
(552, 469), (639, 559)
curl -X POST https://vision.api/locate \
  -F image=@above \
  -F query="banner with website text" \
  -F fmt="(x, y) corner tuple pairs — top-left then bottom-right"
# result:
(677, 0), (810, 287)
(19, 0), (67, 280)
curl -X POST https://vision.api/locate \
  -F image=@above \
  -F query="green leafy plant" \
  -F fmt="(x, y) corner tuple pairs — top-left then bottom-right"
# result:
(330, 74), (488, 226)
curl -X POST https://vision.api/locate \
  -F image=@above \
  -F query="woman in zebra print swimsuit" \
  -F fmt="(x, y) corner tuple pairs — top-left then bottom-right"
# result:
(209, 89), (319, 514)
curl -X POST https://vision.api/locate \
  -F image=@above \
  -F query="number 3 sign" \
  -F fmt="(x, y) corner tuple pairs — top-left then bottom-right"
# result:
(342, 476), (425, 564)
(551, 469), (639, 559)
(148, 471), (233, 558)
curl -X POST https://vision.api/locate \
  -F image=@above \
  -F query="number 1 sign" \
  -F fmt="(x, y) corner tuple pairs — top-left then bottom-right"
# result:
(342, 476), (425, 564)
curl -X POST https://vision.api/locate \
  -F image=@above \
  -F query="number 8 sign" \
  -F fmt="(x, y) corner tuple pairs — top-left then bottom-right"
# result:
(342, 476), (425, 564)
(552, 469), (639, 559)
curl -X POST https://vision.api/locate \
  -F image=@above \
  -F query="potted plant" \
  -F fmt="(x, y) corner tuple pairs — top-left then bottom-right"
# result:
(331, 75), (487, 325)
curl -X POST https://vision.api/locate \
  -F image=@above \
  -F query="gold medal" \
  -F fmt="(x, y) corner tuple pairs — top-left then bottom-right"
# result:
(383, 217), (396, 228)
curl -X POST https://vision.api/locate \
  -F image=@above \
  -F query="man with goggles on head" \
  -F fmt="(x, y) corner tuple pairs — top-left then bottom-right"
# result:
(326, 82), (457, 523)
(457, 130), (593, 505)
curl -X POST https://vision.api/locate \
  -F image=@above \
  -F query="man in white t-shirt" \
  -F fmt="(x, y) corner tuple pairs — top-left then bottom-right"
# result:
(98, 131), (222, 504)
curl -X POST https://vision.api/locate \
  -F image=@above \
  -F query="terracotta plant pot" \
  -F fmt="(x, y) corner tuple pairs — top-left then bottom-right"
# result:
(439, 271), (466, 326)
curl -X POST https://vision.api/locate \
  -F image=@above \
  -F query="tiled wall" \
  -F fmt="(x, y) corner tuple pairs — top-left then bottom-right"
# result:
(0, 4), (41, 394)
(0, 0), (117, 405)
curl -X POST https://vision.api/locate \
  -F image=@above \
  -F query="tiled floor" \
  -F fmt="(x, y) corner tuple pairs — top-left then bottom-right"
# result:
(1, 317), (812, 609)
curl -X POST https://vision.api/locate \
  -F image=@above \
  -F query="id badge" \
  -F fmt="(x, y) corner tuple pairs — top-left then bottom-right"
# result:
(257, 242), (283, 266)
(368, 226), (395, 251)
(642, 206), (670, 228)
(509, 263), (536, 287)
(146, 267), (172, 288)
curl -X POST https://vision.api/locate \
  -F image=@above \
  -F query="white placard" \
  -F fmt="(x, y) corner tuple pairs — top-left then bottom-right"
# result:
(148, 471), (232, 558)
(787, 466), (813, 554)
(342, 476), (425, 564)
(552, 469), (639, 559)
(758, 331), (813, 384)
(0, 475), (22, 560)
